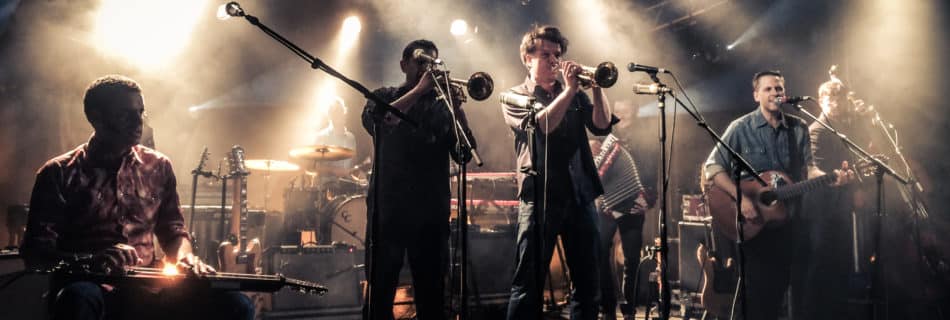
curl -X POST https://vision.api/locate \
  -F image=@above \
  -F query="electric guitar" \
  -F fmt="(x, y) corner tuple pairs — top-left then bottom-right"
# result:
(52, 263), (327, 295)
(218, 145), (263, 274)
(705, 170), (840, 241)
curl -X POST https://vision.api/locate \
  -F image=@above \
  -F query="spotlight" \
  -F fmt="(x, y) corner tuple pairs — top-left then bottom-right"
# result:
(450, 19), (468, 36)
(339, 15), (361, 52)
(726, 44), (736, 50)
(342, 16), (362, 35)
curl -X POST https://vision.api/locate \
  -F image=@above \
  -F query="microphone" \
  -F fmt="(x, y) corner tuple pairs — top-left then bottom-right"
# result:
(216, 2), (245, 20)
(413, 49), (443, 65)
(633, 83), (672, 95)
(627, 63), (670, 74)
(776, 96), (812, 104)
(499, 92), (544, 110)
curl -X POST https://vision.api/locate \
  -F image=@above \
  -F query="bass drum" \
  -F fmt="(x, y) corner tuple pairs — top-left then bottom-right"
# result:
(328, 195), (367, 249)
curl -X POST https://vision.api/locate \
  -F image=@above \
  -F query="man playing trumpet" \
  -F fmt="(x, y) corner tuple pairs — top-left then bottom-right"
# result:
(501, 25), (618, 320)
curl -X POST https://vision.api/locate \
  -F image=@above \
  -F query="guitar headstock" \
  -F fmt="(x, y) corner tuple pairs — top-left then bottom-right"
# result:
(228, 145), (248, 176)
(856, 154), (890, 177)
(284, 276), (329, 296)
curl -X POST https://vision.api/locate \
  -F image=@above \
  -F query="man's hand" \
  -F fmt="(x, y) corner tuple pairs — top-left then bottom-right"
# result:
(559, 61), (581, 91)
(832, 160), (856, 187)
(412, 70), (436, 96)
(740, 195), (759, 222)
(94, 243), (142, 274)
(177, 252), (216, 276)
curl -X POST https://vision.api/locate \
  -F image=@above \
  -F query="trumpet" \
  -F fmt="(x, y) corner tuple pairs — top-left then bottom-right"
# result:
(558, 61), (619, 89)
(432, 70), (495, 102)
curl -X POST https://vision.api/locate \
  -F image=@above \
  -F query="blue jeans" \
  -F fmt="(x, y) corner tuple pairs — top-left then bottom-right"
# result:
(506, 199), (602, 320)
(52, 281), (254, 320)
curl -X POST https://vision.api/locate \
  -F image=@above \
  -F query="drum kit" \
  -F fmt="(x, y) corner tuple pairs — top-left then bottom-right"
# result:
(243, 144), (368, 250)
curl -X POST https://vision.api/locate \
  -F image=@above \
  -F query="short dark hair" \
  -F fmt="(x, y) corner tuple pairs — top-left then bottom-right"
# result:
(83, 75), (142, 123)
(752, 70), (783, 90)
(818, 79), (847, 99)
(520, 25), (569, 58)
(401, 39), (438, 62)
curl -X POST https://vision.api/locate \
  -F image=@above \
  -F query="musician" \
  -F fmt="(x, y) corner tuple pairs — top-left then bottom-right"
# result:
(797, 79), (874, 319)
(21, 75), (254, 320)
(312, 96), (357, 178)
(360, 39), (476, 319)
(588, 138), (650, 320)
(501, 25), (617, 320)
(702, 70), (852, 319)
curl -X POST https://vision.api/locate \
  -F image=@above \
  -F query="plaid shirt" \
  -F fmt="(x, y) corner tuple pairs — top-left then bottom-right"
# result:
(22, 142), (189, 269)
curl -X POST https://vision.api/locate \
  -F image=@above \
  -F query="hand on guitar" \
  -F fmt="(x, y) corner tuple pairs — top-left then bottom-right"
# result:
(831, 160), (856, 187)
(93, 243), (143, 274)
(177, 252), (216, 276)
(740, 195), (760, 222)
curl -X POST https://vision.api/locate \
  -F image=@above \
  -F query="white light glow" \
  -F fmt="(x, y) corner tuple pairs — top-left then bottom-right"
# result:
(450, 19), (469, 36)
(339, 16), (362, 52)
(92, 0), (208, 70)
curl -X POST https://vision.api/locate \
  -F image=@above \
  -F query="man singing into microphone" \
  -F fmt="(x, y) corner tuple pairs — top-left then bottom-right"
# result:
(501, 25), (617, 320)
(702, 70), (852, 319)
(361, 39), (476, 319)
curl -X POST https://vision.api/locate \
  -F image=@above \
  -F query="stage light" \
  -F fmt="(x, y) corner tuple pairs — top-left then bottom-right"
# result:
(339, 15), (361, 52)
(92, 0), (208, 70)
(450, 19), (469, 36)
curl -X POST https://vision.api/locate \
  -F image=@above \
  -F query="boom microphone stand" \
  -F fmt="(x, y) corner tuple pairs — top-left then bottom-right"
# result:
(781, 98), (908, 320)
(632, 70), (766, 320)
(217, 3), (419, 319)
(426, 65), (482, 319)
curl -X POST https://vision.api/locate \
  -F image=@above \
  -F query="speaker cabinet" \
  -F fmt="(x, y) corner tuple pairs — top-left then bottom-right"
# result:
(263, 245), (363, 318)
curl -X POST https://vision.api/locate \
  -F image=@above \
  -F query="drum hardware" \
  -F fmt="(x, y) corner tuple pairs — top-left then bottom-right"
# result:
(289, 144), (356, 162)
(244, 159), (300, 211)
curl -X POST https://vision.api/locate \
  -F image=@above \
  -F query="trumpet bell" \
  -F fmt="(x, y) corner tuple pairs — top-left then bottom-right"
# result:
(591, 61), (619, 88)
(466, 72), (494, 101)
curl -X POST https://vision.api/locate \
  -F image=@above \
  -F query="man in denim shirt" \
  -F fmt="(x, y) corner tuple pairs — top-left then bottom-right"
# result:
(703, 71), (851, 319)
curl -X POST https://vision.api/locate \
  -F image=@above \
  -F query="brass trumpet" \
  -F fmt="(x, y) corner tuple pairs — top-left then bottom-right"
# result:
(559, 61), (619, 89)
(433, 70), (495, 102)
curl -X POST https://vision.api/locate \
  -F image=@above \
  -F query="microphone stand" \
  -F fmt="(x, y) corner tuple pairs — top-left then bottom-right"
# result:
(649, 73), (673, 320)
(426, 67), (482, 319)
(783, 100), (908, 320)
(221, 4), (421, 319)
(661, 91), (766, 320)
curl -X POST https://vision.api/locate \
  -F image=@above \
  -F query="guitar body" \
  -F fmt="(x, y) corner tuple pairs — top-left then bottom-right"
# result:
(705, 170), (792, 241)
(218, 239), (263, 274)
(697, 243), (734, 318)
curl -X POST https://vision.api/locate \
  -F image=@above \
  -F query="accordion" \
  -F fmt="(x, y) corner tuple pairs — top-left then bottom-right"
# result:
(594, 134), (649, 218)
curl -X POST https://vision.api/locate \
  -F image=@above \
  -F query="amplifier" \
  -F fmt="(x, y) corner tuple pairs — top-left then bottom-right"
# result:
(0, 251), (48, 320)
(678, 221), (712, 293)
(263, 245), (363, 316)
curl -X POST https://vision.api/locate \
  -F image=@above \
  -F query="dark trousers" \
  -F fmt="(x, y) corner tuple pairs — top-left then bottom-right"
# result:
(364, 219), (449, 320)
(506, 199), (602, 320)
(597, 213), (645, 316)
(714, 222), (796, 320)
(52, 281), (254, 320)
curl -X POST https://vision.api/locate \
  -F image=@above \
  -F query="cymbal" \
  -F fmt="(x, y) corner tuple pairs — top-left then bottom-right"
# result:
(289, 145), (355, 161)
(244, 159), (300, 172)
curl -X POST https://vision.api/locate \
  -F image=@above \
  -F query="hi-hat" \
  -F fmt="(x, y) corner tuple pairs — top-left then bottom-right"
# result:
(244, 159), (300, 172)
(289, 145), (355, 161)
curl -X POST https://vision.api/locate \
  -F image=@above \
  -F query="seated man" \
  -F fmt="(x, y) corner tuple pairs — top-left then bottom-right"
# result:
(21, 75), (254, 320)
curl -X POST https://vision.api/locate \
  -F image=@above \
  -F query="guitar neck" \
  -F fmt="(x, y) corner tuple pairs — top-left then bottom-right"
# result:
(772, 173), (838, 201)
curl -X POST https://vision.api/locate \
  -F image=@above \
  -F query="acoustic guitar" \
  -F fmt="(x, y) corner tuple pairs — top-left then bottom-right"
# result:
(704, 170), (839, 241)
